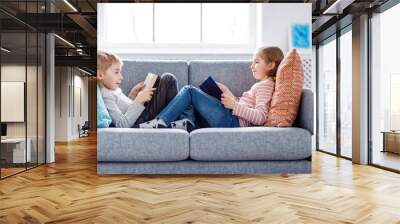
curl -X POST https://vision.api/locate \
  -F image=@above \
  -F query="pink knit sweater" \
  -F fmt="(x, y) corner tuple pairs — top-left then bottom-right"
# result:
(232, 77), (275, 127)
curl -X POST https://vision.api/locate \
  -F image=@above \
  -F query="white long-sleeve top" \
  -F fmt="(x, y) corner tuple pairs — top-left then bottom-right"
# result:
(99, 84), (145, 128)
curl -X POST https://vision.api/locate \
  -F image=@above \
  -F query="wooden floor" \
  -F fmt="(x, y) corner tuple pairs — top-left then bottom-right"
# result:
(1, 135), (400, 223)
(1, 167), (26, 178)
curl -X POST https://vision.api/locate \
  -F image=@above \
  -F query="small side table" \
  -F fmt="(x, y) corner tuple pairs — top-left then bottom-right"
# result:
(381, 131), (400, 154)
(1, 138), (32, 163)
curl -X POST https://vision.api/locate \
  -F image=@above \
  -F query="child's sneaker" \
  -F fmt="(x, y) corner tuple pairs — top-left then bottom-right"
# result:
(139, 118), (167, 128)
(170, 118), (195, 132)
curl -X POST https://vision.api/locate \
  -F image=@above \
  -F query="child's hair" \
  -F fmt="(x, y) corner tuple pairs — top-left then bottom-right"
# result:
(97, 50), (123, 74)
(256, 46), (284, 78)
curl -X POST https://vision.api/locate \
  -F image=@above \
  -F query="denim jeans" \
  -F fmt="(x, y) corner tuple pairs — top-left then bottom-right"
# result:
(158, 85), (240, 128)
(134, 73), (195, 127)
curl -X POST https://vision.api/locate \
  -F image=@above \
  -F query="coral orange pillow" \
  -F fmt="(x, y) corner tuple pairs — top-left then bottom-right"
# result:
(265, 49), (304, 127)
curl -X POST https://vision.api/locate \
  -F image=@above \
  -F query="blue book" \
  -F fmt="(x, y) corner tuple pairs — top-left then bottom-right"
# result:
(199, 76), (223, 100)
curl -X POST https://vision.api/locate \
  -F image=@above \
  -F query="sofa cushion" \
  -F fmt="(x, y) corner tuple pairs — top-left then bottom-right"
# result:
(120, 60), (189, 96)
(189, 127), (311, 161)
(98, 128), (189, 162)
(189, 61), (256, 97)
(266, 49), (304, 127)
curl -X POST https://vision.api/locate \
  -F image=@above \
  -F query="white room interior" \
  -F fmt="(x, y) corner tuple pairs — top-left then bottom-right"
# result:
(98, 2), (317, 149)
(54, 67), (90, 141)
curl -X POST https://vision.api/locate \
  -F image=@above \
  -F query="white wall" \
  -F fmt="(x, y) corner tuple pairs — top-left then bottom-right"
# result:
(55, 67), (69, 141)
(55, 67), (89, 141)
(257, 3), (312, 53)
(71, 73), (89, 138)
(1, 65), (26, 81)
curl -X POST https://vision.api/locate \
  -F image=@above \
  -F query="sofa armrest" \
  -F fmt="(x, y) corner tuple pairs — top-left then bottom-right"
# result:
(294, 89), (314, 135)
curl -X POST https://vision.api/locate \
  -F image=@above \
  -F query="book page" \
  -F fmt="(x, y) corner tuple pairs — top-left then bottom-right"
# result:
(144, 72), (158, 89)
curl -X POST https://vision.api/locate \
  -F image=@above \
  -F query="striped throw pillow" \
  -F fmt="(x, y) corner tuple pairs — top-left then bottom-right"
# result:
(265, 49), (304, 127)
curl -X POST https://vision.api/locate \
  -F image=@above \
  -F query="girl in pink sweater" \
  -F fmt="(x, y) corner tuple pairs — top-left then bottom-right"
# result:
(140, 47), (284, 131)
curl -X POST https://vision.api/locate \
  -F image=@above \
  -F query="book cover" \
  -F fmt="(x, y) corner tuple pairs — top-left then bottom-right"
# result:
(199, 76), (223, 100)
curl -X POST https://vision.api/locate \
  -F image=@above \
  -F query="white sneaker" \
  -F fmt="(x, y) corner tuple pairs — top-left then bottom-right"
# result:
(170, 118), (195, 132)
(139, 118), (167, 128)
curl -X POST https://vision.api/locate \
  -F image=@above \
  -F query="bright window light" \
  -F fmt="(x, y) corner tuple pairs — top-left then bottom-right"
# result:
(202, 3), (249, 44)
(154, 3), (201, 44)
(100, 3), (253, 47)
(105, 3), (153, 43)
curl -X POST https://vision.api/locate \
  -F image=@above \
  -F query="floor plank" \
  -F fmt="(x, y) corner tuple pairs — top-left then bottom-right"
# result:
(1, 135), (400, 223)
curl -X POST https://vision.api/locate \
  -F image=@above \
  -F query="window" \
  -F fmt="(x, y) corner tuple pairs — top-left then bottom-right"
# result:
(371, 2), (400, 171)
(98, 3), (256, 53)
(202, 4), (250, 44)
(317, 28), (353, 159)
(318, 37), (337, 155)
(105, 3), (153, 43)
(390, 74), (400, 130)
(154, 4), (201, 44)
(340, 29), (352, 158)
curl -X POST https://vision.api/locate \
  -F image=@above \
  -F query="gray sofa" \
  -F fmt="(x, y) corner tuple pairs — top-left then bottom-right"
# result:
(97, 60), (314, 174)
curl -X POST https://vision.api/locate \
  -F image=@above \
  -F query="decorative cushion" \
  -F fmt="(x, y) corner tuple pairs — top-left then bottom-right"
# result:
(265, 49), (304, 127)
(97, 85), (112, 128)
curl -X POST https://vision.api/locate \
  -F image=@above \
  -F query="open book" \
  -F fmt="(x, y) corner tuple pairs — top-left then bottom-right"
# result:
(143, 72), (159, 89)
(199, 76), (223, 100)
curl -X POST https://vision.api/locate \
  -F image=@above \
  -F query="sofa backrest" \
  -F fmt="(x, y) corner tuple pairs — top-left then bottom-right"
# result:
(189, 61), (256, 97)
(294, 89), (314, 134)
(119, 60), (313, 134)
(120, 60), (189, 95)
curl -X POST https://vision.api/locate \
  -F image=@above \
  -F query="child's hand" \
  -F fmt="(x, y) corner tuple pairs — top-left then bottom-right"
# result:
(134, 88), (156, 105)
(216, 82), (228, 92)
(129, 82), (145, 97)
(217, 82), (235, 98)
(221, 93), (236, 109)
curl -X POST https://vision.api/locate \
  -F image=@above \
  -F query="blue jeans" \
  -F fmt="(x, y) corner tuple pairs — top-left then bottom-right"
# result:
(158, 85), (240, 128)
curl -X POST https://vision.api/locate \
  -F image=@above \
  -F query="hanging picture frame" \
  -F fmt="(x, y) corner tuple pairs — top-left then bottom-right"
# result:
(289, 23), (312, 55)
